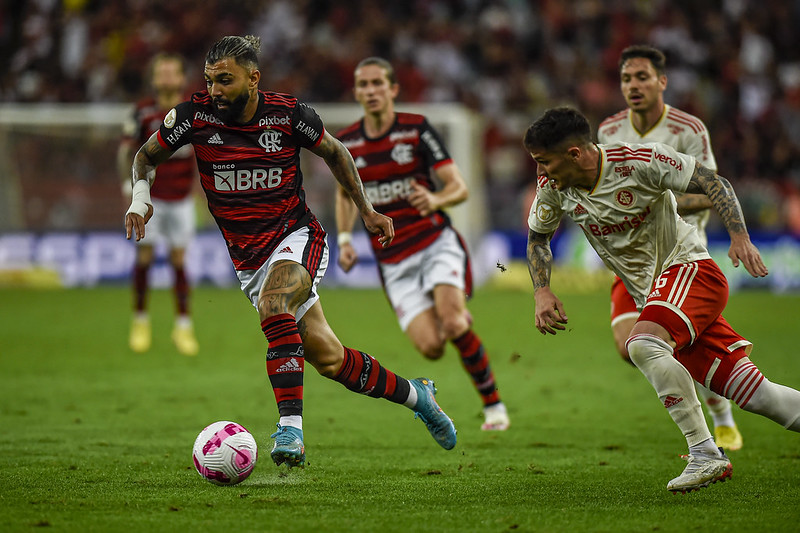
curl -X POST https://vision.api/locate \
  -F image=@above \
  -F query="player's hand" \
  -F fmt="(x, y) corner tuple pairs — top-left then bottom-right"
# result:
(124, 204), (153, 241)
(408, 179), (438, 217)
(362, 210), (394, 247)
(729, 233), (768, 278)
(533, 287), (568, 335)
(338, 242), (359, 272)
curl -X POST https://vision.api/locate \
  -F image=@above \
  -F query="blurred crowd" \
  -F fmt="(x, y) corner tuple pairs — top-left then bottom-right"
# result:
(2, 0), (800, 233)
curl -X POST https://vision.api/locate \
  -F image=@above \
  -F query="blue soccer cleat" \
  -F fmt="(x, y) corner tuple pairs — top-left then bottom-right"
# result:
(270, 424), (305, 468)
(410, 378), (457, 450)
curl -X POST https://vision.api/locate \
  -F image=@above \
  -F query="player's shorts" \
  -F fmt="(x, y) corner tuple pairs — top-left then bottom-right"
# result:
(138, 197), (195, 248)
(610, 275), (639, 326)
(378, 226), (472, 331)
(638, 259), (752, 394)
(236, 222), (328, 322)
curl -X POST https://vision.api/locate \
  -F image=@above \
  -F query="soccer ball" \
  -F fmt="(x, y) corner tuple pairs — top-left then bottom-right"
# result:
(192, 421), (258, 486)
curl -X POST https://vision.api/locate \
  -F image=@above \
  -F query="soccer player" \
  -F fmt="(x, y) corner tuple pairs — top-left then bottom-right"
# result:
(335, 57), (509, 431)
(597, 45), (742, 450)
(523, 107), (800, 493)
(119, 53), (199, 356)
(124, 35), (457, 468)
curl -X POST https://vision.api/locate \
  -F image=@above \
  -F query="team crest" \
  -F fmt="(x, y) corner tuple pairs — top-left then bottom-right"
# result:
(259, 130), (282, 153)
(391, 143), (414, 165)
(164, 108), (177, 128)
(615, 189), (635, 207)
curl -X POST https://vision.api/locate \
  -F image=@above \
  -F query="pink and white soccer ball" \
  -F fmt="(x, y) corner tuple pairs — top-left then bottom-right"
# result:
(192, 421), (257, 485)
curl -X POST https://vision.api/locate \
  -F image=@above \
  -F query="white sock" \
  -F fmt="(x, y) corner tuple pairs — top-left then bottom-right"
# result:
(403, 382), (418, 409)
(175, 315), (192, 328)
(689, 437), (723, 458)
(626, 334), (713, 447)
(279, 415), (302, 430)
(695, 383), (735, 428)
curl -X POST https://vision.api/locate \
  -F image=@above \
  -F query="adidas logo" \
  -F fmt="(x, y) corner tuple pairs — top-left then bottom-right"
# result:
(354, 156), (367, 168)
(574, 203), (587, 215)
(208, 133), (223, 144)
(278, 246), (293, 254)
(276, 358), (301, 373)
(648, 288), (661, 299)
(663, 395), (683, 408)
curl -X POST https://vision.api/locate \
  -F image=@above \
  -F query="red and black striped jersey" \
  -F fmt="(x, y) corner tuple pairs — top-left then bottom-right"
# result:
(123, 97), (197, 201)
(336, 112), (453, 263)
(157, 90), (325, 270)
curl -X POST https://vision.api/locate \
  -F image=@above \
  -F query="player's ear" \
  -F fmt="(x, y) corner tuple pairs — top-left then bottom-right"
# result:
(249, 68), (261, 89)
(567, 146), (581, 161)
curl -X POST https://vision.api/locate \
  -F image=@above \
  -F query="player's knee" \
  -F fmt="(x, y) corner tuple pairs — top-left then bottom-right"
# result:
(616, 340), (635, 366)
(416, 338), (445, 360)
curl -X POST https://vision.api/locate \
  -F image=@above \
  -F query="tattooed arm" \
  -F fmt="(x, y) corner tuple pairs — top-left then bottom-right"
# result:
(311, 131), (394, 247)
(124, 132), (175, 241)
(527, 229), (568, 335)
(675, 192), (713, 215)
(686, 162), (768, 277)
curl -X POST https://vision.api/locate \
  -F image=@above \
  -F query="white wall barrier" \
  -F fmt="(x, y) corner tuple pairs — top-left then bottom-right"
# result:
(1, 230), (798, 291)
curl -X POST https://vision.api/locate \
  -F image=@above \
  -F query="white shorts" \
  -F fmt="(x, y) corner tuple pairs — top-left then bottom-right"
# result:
(236, 224), (329, 322)
(379, 226), (470, 331)
(139, 197), (195, 248)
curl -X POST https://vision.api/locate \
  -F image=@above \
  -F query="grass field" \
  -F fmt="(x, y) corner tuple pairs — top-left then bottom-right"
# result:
(1, 283), (799, 532)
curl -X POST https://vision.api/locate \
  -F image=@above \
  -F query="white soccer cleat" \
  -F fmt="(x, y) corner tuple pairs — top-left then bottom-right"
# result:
(667, 450), (732, 494)
(481, 402), (510, 431)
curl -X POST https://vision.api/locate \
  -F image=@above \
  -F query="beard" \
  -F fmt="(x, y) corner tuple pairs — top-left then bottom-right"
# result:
(213, 90), (250, 124)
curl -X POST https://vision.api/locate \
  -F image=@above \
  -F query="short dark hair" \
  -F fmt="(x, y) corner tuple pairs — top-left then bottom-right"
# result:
(619, 45), (666, 75)
(523, 107), (592, 152)
(355, 57), (396, 84)
(206, 35), (261, 70)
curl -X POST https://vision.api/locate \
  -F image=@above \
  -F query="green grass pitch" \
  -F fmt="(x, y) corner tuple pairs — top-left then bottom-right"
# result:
(1, 283), (798, 532)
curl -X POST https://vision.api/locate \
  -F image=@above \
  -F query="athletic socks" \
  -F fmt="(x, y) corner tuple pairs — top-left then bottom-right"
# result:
(453, 330), (500, 406)
(262, 314), (304, 418)
(333, 347), (414, 406)
(174, 266), (190, 316)
(695, 384), (736, 428)
(133, 264), (148, 312)
(626, 333), (712, 447)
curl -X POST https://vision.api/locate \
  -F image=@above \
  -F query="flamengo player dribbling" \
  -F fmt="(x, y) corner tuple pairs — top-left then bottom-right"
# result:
(335, 57), (509, 431)
(523, 107), (800, 493)
(124, 35), (457, 469)
(597, 44), (743, 450)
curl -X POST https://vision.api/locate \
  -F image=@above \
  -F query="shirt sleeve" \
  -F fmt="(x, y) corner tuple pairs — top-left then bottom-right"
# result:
(527, 177), (564, 234)
(292, 102), (325, 148)
(644, 142), (697, 193)
(157, 101), (194, 151)
(418, 118), (452, 169)
(681, 124), (717, 172)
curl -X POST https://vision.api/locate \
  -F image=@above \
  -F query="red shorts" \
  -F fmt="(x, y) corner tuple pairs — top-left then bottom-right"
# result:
(610, 276), (638, 326)
(638, 259), (752, 393)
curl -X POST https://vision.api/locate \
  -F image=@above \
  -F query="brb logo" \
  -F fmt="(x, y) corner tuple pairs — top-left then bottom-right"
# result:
(259, 130), (282, 153)
(213, 164), (283, 191)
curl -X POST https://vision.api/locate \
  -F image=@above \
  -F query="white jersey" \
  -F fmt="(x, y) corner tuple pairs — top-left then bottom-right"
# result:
(597, 105), (716, 241)
(528, 141), (711, 309)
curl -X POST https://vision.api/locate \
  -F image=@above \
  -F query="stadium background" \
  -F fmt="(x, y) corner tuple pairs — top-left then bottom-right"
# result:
(1, 0), (799, 290)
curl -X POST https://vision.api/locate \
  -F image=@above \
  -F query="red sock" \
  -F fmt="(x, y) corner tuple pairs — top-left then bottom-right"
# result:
(133, 264), (148, 312)
(453, 330), (500, 406)
(334, 347), (410, 404)
(173, 266), (190, 316)
(262, 314), (304, 417)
